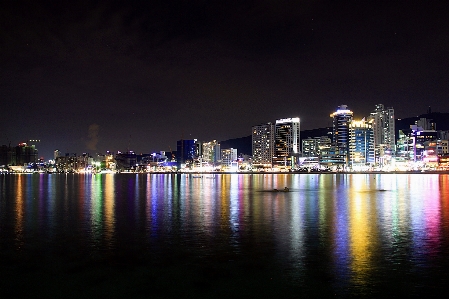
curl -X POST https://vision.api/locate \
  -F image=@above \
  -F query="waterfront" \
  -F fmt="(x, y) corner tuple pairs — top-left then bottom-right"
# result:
(1, 173), (448, 298)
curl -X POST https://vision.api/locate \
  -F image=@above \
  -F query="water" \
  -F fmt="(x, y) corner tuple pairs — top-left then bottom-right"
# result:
(1, 173), (448, 298)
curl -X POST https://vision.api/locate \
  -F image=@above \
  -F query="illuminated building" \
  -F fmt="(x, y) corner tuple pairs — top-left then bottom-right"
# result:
(273, 117), (300, 169)
(302, 136), (331, 157)
(396, 126), (438, 162)
(252, 122), (275, 168)
(369, 104), (395, 150)
(330, 105), (353, 166)
(319, 144), (346, 167)
(176, 139), (198, 169)
(302, 137), (318, 157)
(349, 119), (375, 168)
(221, 148), (237, 167)
(202, 140), (221, 165)
(439, 153), (449, 169)
(395, 129), (413, 162)
(423, 140), (439, 167)
(55, 153), (80, 172)
(436, 139), (448, 155)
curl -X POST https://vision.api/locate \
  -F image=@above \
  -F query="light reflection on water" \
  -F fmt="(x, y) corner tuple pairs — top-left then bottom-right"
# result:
(1, 173), (449, 297)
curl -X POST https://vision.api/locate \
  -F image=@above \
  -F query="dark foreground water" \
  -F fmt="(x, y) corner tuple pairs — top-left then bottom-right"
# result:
(1, 173), (448, 298)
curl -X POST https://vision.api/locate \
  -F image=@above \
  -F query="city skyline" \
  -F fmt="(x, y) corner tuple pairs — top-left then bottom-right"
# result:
(2, 104), (449, 172)
(2, 102), (448, 161)
(2, 1), (449, 159)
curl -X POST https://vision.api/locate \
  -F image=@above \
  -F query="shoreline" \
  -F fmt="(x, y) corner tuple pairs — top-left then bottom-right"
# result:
(3, 170), (449, 175)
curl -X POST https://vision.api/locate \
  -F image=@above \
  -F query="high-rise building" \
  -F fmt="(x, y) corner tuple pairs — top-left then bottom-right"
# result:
(54, 149), (61, 160)
(349, 119), (375, 168)
(273, 117), (300, 168)
(252, 122), (275, 168)
(369, 104), (396, 153)
(221, 148), (237, 166)
(176, 139), (198, 169)
(202, 140), (220, 165)
(330, 105), (353, 165)
(14, 143), (38, 166)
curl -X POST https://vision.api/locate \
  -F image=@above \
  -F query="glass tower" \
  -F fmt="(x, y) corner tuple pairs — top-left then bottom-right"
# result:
(330, 105), (353, 166)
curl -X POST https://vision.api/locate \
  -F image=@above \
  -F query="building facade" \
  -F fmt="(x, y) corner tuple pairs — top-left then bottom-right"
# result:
(176, 139), (198, 169)
(202, 140), (221, 166)
(330, 105), (353, 166)
(273, 117), (300, 168)
(252, 122), (275, 168)
(349, 119), (375, 168)
(302, 136), (331, 158)
(221, 148), (237, 167)
(369, 104), (396, 153)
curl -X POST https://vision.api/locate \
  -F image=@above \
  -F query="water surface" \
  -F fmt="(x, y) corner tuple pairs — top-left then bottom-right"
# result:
(1, 173), (448, 298)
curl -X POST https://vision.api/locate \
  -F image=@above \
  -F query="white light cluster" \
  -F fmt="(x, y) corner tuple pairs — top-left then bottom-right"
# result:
(276, 117), (300, 124)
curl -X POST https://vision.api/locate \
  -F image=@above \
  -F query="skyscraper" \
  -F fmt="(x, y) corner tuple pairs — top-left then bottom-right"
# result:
(273, 117), (300, 169)
(176, 139), (198, 169)
(330, 105), (353, 165)
(252, 122), (275, 168)
(369, 104), (396, 152)
(349, 119), (375, 168)
(202, 140), (220, 166)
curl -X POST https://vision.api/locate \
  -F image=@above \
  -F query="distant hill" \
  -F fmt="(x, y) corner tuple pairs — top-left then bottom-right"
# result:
(301, 127), (332, 140)
(396, 112), (449, 134)
(220, 135), (252, 155)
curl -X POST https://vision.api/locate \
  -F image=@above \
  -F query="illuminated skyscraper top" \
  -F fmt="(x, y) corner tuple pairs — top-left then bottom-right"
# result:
(330, 105), (353, 163)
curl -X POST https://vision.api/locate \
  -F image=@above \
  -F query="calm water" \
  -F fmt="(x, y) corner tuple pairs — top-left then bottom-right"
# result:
(1, 173), (448, 298)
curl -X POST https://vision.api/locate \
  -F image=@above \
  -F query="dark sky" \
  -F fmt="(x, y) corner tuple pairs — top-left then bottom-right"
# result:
(1, 0), (448, 159)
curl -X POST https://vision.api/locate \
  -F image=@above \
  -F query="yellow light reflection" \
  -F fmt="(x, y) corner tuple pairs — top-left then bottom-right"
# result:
(348, 175), (377, 286)
(220, 174), (230, 227)
(15, 175), (24, 250)
(104, 174), (115, 245)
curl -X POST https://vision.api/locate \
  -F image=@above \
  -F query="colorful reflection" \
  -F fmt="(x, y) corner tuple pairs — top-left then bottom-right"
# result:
(347, 174), (377, 287)
(91, 174), (104, 244)
(104, 174), (115, 245)
(1, 173), (449, 296)
(14, 174), (24, 250)
(440, 175), (449, 254)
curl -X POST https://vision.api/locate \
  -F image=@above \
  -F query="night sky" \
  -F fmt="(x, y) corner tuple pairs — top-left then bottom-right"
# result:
(1, 1), (448, 159)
